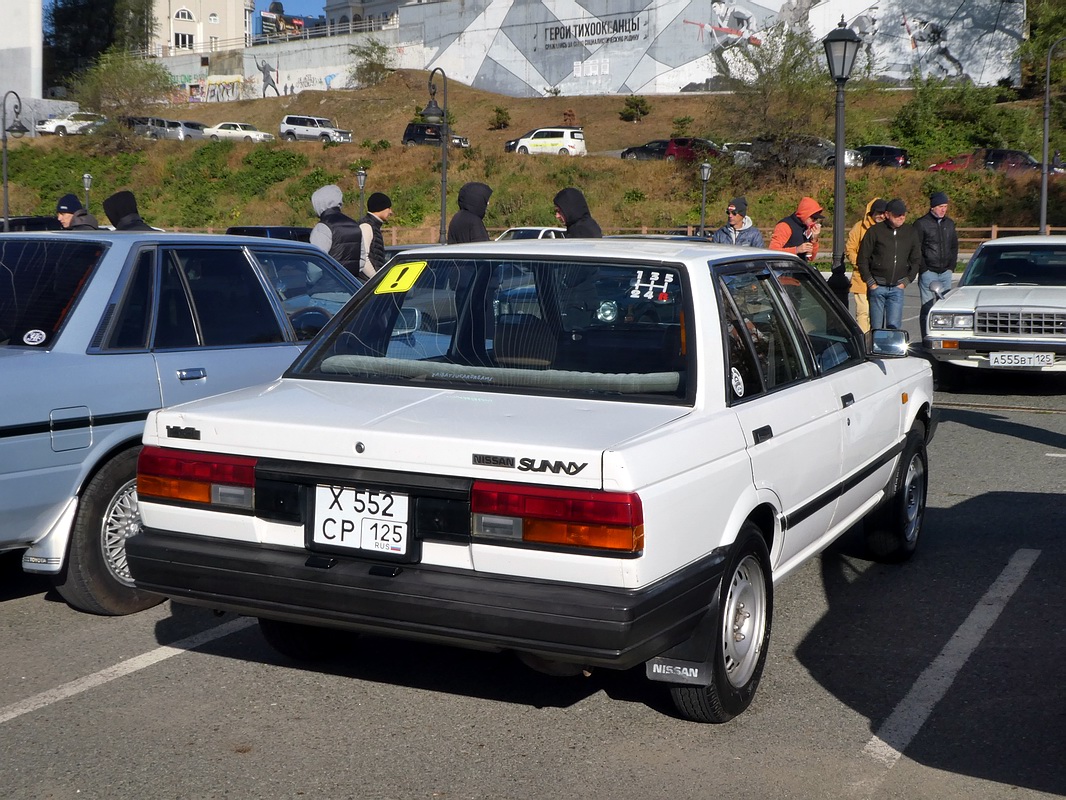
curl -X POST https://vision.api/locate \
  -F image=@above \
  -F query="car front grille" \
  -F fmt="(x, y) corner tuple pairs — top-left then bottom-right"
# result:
(976, 310), (1066, 336)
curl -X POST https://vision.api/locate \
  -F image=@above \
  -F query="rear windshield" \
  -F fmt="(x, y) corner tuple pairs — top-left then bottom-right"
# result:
(961, 245), (1066, 287)
(293, 256), (691, 402)
(0, 239), (106, 348)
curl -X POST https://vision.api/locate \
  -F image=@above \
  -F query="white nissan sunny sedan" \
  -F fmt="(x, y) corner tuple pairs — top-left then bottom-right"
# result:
(128, 239), (935, 723)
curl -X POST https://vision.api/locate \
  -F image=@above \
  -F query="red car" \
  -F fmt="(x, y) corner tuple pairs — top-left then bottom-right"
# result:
(664, 137), (726, 162)
(929, 148), (1039, 173)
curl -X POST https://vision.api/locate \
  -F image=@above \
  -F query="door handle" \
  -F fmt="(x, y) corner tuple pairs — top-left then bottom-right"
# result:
(752, 425), (773, 444)
(177, 368), (207, 381)
(841, 393), (855, 408)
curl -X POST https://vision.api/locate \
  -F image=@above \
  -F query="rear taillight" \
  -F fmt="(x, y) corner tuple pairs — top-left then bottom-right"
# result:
(470, 481), (643, 553)
(137, 446), (256, 509)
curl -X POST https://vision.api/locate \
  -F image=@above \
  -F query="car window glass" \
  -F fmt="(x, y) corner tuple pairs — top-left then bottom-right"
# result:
(770, 264), (863, 373)
(719, 285), (764, 401)
(107, 248), (155, 350)
(294, 258), (691, 403)
(0, 240), (105, 348)
(251, 248), (360, 340)
(719, 269), (807, 391)
(962, 245), (1066, 287)
(154, 253), (198, 349)
(161, 248), (284, 347)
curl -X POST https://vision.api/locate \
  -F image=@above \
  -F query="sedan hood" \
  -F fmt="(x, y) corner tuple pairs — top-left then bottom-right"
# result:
(942, 285), (1066, 310)
(146, 379), (692, 489)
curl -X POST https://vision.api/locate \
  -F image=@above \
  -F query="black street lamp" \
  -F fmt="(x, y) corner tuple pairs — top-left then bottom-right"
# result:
(823, 17), (862, 305)
(421, 67), (449, 244)
(1040, 36), (1066, 235)
(83, 172), (93, 213)
(355, 166), (367, 217)
(698, 162), (712, 236)
(2, 90), (29, 233)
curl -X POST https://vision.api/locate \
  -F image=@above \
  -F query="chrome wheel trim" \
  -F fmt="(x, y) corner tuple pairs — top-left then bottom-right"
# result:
(721, 553), (768, 689)
(100, 479), (140, 586)
(901, 452), (926, 546)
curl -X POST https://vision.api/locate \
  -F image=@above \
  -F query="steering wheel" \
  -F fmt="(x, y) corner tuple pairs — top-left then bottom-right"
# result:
(290, 307), (332, 339)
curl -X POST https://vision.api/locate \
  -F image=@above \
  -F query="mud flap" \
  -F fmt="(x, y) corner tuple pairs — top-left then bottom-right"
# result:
(644, 593), (720, 686)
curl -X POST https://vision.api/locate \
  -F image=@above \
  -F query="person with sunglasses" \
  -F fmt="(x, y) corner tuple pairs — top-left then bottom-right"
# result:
(710, 196), (764, 247)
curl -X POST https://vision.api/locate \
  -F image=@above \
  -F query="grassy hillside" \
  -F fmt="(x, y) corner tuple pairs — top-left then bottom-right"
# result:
(5, 70), (1061, 240)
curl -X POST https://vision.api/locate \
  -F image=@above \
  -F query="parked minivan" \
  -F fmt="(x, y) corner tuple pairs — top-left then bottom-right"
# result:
(279, 115), (352, 143)
(504, 127), (587, 156)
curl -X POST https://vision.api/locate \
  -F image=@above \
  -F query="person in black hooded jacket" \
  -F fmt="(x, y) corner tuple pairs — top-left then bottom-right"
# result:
(553, 187), (601, 238)
(102, 190), (154, 231)
(447, 182), (493, 244)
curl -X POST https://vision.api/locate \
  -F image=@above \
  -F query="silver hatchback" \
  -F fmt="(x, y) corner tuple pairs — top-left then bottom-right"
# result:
(0, 232), (362, 615)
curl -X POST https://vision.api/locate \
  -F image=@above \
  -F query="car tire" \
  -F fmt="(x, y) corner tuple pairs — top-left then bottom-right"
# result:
(284, 132), (297, 141)
(517, 146), (529, 155)
(665, 155), (675, 162)
(866, 421), (927, 563)
(321, 134), (331, 143)
(244, 135), (252, 142)
(210, 134), (220, 141)
(56, 126), (67, 137)
(624, 152), (637, 159)
(402, 139), (413, 146)
(257, 618), (354, 661)
(669, 521), (772, 723)
(54, 448), (165, 616)
(558, 148), (570, 156)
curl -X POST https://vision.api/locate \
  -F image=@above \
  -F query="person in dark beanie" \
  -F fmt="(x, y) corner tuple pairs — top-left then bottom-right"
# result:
(913, 190), (959, 337)
(844, 197), (887, 332)
(55, 193), (98, 230)
(710, 196), (764, 247)
(857, 198), (921, 330)
(102, 190), (153, 231)
(310, 184), (362, 277)
(447, 182), (493, 244)
(358, 192), (393, 279)
(553, 187), (601, 238)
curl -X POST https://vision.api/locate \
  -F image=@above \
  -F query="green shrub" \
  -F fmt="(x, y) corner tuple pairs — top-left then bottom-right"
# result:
(619, 96), (651, 123)
(490, 106), (511, 130)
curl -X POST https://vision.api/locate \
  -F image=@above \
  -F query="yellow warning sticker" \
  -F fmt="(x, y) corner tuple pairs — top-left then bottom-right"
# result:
(373, 261), (428, 294)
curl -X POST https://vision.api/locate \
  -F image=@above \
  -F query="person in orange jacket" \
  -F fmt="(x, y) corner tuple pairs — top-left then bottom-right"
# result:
(768, 196), (824, 262)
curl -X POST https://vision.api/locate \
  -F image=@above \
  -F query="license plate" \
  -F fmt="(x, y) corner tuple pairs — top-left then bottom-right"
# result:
(312, 485), (409, 556)
(989, 352), (1054, 368)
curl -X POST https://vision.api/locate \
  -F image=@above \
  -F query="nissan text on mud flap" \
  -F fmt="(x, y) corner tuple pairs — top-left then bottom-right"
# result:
(128, 239), (935, 722)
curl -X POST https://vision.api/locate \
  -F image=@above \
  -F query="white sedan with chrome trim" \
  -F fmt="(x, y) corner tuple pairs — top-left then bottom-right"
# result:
(925, 236), (1066, 382)
(128, 239), (935, 723)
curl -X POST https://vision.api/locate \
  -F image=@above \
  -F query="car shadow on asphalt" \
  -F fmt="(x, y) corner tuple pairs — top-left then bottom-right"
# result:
(0, 550), (57, 603)
(798, 492), (1066, 795)
(937, 406), (1066, 450)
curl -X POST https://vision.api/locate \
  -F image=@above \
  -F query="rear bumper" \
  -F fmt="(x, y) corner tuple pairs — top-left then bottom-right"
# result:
(127, 530), (726, 669)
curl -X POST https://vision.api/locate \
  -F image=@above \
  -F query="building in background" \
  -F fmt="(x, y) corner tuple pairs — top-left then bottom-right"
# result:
(149, 0), (256, 56)
(2, 3), (43, 100)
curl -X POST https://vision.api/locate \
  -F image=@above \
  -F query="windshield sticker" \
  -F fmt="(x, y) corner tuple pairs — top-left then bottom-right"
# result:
(22, 330), (47, 346)
(374, 261), (428, 294)
(731, 367), (745, 397)
(630, 270), (675, 301)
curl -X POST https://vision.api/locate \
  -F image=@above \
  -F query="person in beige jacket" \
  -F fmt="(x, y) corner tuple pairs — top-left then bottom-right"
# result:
(845, 197), (887, 332)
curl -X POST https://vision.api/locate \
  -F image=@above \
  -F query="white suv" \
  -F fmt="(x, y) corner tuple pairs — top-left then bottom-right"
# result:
(35, 112), (106, 137)
(505, 127), (587, 156)
(279, 115), (352, 143)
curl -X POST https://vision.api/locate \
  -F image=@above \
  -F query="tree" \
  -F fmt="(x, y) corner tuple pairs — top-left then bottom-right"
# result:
(72, 47), (175, 116)
(346, 37), (395, 87)
(619, 96), (651, 122)
(44, 0), (156, 90)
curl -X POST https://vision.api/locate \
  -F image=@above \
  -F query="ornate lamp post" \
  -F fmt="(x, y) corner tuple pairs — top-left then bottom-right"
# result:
(421, 67), (449, 244)
(2, 90), (30, 232)
(822, 18), (862, 305)
(82, 172), (93, 213)
(1040, 36), (1066, 235)
(355, 166), (367, 217)
(698, 162), (712, 236)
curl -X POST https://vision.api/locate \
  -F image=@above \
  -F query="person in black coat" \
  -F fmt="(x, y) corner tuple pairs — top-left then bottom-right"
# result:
(102, 190), (154, 231)
(553, 187), (601, 238)
(447, 182), (493, 244)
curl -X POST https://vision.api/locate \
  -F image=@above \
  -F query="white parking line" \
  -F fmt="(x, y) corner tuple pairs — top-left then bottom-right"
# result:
(862, 548), (1040, 771)
(0, 617), (256, 726)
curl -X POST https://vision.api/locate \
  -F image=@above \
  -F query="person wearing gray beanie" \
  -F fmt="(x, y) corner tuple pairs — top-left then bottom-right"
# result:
(914, 191), (958, 337)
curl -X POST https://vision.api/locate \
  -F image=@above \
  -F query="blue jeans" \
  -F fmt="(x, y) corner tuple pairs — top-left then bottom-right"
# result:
(918, 269), (954, 336)
(869, 284), (905, 330)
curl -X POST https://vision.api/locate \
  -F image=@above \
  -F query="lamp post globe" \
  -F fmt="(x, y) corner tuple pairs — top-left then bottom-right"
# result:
(83, 172), (93, 213)
(698, 162), (712, 236)
(3, 89), (29, 233)
(822, 17), (862, 305)
(355, 167), (367, 216)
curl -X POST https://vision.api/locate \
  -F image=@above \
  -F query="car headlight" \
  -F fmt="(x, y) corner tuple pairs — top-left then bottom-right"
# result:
(928, 311), (973, 331)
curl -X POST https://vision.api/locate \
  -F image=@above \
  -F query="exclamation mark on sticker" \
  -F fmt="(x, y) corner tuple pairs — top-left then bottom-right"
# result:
(390, 267), (409, 289)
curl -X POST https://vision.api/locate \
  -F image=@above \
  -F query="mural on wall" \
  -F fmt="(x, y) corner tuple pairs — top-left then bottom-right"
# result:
(406, 0), (1024, 95)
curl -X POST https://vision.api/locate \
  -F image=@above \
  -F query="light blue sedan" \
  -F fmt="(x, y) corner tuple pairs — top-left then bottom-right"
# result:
(0, 231), (361, 614)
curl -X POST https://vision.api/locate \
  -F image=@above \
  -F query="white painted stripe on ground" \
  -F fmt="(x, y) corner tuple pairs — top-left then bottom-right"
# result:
(1047, 453), (1066, 458)
(862, 548), (1040, 769)
(0, 616), (256, 726)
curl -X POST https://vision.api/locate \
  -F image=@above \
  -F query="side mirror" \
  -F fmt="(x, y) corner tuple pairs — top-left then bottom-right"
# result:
(867, 328), (910, 358)
(392, 307), (422, 337)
